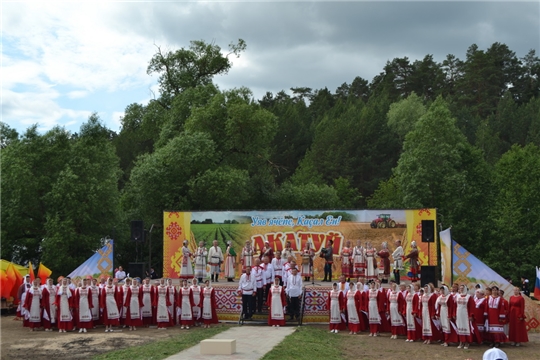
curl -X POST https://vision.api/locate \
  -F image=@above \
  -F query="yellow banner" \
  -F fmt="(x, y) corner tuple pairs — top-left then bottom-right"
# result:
(163, 212), (194, 278)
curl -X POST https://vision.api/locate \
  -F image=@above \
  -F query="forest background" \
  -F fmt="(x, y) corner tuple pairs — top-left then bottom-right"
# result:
(2, 39), (539, 284)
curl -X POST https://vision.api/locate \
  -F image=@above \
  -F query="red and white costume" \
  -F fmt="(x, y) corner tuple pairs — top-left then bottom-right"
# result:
(405, 286), (421, 341)
(41, 283), (57, 330)
(120, 283), (130, 325)
(267, 283), (286, 326)
(179, 244), (194, 279)
(178, 286), (195, 326)
(420, 288), (441, 341)
(124, 284), (143, 327)
(190, 283), (202, 322)
(89, 282), (101, 324)
(154, 284), (173, 328)
(484, 295), (508, 343)
(166, 282), (177, 324)
(300, 247), (314, 277)
(101, 285), (121, 326)
(367, 287), (381, 335)
(271, 257), (284, 281)
(241, 245), (254, 272)
(387, 288), (406, 336)
(340, 246), (353, 279)
(352, 245), (366, 280)
(435, 287), (457, 344)
(327, 288), (345, 331)
(23, 285), (42, 329)
(454, 290), (481, 344)
(56, 285), (74, 331)
(74, 286), (94, 329)
(345, 285), (364, 333)
(364, 246), (378, 280)
(201, 285), (218, 325)
(141, 282), (155, 326)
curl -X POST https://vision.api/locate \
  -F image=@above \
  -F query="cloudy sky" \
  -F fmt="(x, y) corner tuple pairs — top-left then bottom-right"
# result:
(2, 1), (538, 135)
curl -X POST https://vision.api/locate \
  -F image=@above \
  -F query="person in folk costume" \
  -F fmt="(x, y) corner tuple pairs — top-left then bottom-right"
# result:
(208, 240), (224, 282)
(366, 281), (382, 336)
(41, 278), (57, 331)
(179, 240), (195, 280)
(56, 278), (74, 333)
(190, 278), (202, 326)
(194, 241), (208, 283)
(404, 284), (422, 342)
(101, 277), (121, 332)
(74, 278), (94, 333)
(364, 242), (378, 282)
(340, 240), (353, 282)
(154, 278), (173, 329)
(252, 258), (265, 313)
(352, 240), (366, 282)
(262, 255), (275, 310)
(508, 286), (528, 346)
(124, 277), (143, 331)
(392, 240), (404, 284)
(327, 282), (345, 333)
(453, 284), (481, 349)
(435, 285), (458, 346)
(23, 279), (43, 331)
(345, 282), (363, 334)
(165, 278), (177, 325)
(403, 241), (420, 282)
(267, 277), (287, 327)
(498, 289), (509, 337)
(300, 241), (315, 282)
(281, 240), (295, 262)
(355, 280), (369, 331)
(259, 240), (274, 262)
(119, 277), (132, 326)
(89, 278), (100, 326)
(224, 240), (237, 282)
(419, 283), (441, 344)
(271, 250), (284, 285)
(178, 279), (195, 329)
(322, 239), (334, 282)
(484, 285), (508, 346)
(200, 280), (218, 328)
(286, 266), (303, 321)
(377, 242), (391, 283)
(241, 240), (254, 273)
(238, 266), (257, 320)
(16, 274), (31, 320)
(376, 281), (391, 333)
(473, 288), (487, 343)
(387, 282), (406, 339)
(140, 277), (155, 326)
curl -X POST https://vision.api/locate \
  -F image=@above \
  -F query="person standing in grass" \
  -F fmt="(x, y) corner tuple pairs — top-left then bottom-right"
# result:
(124, 278), (143, 331)
(201, 280), (218, 328)
(101, 277), (121, 333)
(327, 282), (345, 333)
(178, 279), (195, 329)
(508, 286), (528, 346)
(345, 282), (363, 335)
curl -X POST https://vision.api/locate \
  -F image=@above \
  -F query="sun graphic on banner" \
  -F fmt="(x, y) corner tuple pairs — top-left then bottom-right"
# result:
(166, 222), (182, 241)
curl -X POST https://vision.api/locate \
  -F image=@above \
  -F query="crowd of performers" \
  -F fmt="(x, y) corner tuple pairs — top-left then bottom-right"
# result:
(17, 275), (219, 333)
(326, 278), (529, 350)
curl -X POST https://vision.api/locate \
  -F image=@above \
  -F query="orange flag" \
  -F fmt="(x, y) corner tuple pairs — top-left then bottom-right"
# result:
(0, 269), (13, 299)
(28, 262), (35, 282)
(7, 263), (23, 304)
(37, 263), (53, 284)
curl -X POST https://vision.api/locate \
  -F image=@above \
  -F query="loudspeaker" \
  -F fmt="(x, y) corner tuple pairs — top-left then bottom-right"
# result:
(129, 262), (146, 279)
(420, 266), (436, 287)
(421, 220), (435, 243)
(131, 220), (144, 242)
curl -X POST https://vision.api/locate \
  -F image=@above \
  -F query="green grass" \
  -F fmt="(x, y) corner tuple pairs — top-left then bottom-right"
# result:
(92, 325), (230, 360)
(261, 326), (345, 360)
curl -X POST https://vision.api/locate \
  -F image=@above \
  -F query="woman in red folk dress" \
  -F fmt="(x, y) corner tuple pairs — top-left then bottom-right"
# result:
(340, 241), (353, 282)
(352, 240), (366, 282)
(178, 279), (195, 329)
(74, 278), (94, 333)
(435, 285), (458, 346)
(23, 279), (43, 331)
(124, 278), (143, 331)
(366, 281), (381, 336)
(508, 286), (528, 346)
(376, 282), (391, 334)
(327, 282), (345, 333)
(387, 282), (406, 339)
(101, 278), (121, 332)
(453, 284), (481, 350)
(377, 242), (391, 283)
(201, 280), (218, 328)
(154, 279), (173, 329)
(484, 285), (508, 346)
(41, 278), (57, 331)
(56, 278), (74, 333)
(473, 288), (487, 343)
(166, 278), (177, 325)
(404, 284), (422, 342)
(140, 278), (155, 326)
(267, 277), (287, 327)
(346, 282), (364, 335)
(419, 283), (442, 344)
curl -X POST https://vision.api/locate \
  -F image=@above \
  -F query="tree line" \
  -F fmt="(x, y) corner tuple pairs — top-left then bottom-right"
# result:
(2, 39), (539, 283)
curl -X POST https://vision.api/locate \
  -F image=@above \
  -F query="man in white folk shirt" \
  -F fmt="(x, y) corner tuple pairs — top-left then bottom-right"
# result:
(238, 267), (257, 320)
(391, 240), (404, 284)
(252, 258), (265, 313)
(262, 255), (275, 310)
(208, 240), (224, 282)
(286, 267), (303, 321)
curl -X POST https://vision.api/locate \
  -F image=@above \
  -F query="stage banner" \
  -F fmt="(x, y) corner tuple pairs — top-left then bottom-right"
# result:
(67, 240), (113, 281)
(439, 227), (452, 286)
(453, 240), (540, 332)
(163, 209), (437, 281)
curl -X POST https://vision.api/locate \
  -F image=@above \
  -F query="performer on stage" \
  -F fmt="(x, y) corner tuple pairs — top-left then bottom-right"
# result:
(241, 240), (254, 273)
(454, 284), (480, 349)
(420, 283), (441, 344)
(201, 280), (218, 328)
(271, 250), (284, 285)
(327, 282), (345, 333)
(259, 240), (274, 261)
(208, 240), (224, 282)
(387, 282), (406, 339)
(352, 240), (366, 282)
(508, 286), (528, 346)
(224, 240), (237, 282)
(194, 241), (208, 283)
(285, 267), (303, 321)
(101, 278), (121, 332)
(340, 240), (353, 282)
(364, 242), (378, 282)
(23, 279), (43, 331)
(179, 240), (194, 280)
(74, 278), (93, 333)
(377, 242), (391, 283)
(404, 283), (421, 342)
(484, 285), (508, 346)
(155, 279), (173, 329)
(322, 239), (334, 282)
(190, 278), (202, 326)
(252, 258), (265, 313)
(392, 240), (404, 284)
(56, 278), (74, 333)
(125, 278), (143, 331)
(238, 266), (256, 320)
(140, 277), (155, 326)
(89, 278), (100, 326)
(435, 285), (458, 346)
(267, 277), (287, 327)
(301, 241), (315, 282)
(41, 278), (57, 331)
(404, 241), (420, 282)
(178, 279), (195, 329)
(346, 282), (364, 334)
(281, 240), (295, 261)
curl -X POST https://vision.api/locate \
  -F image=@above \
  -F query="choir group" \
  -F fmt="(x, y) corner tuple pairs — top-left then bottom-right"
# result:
(18, 275), (219, 333)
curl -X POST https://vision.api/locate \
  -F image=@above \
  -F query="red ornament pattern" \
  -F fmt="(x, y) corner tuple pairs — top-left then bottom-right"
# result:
(166, 222), (182, 241)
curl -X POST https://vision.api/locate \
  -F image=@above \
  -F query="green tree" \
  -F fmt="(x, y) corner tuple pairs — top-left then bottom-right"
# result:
(386, 92), (426, 141)
(272, 182), (341, 209)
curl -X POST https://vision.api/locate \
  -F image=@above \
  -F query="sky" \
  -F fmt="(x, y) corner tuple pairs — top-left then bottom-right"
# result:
(2, 1), (539, 135)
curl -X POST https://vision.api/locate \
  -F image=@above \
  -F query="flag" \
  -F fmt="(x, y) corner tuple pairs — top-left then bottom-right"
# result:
(0, 269), (13, 299)
(28, 261), (35, 282)
(7, 263), (23, 304)
(535, 266), (540, 300)
(37, 263), (53, 284)
(68, 241), (114, 281)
